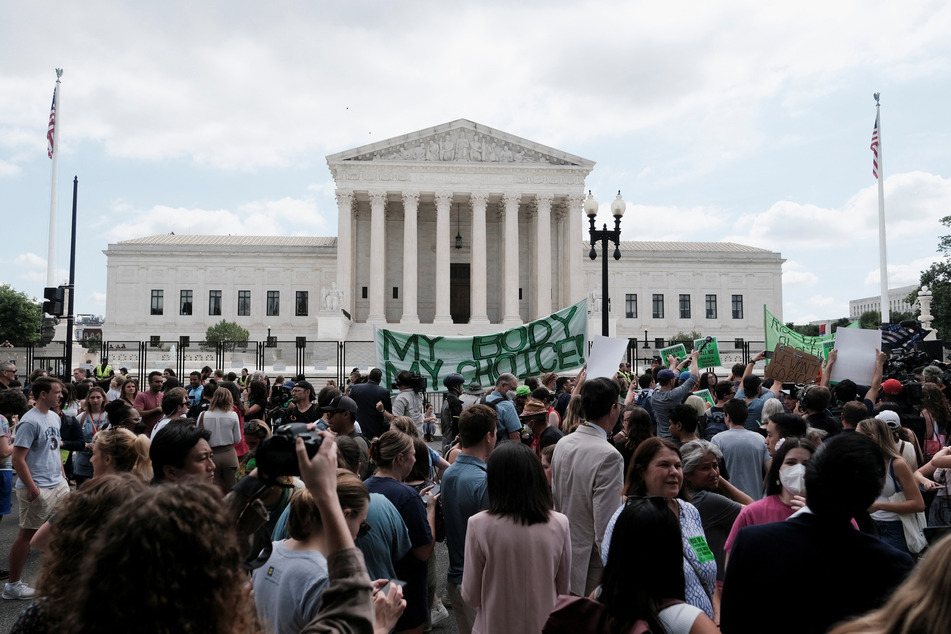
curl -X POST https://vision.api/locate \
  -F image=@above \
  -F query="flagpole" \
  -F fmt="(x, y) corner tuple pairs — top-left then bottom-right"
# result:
(874, 92), (890, 325)
(47, 68), (63, 287)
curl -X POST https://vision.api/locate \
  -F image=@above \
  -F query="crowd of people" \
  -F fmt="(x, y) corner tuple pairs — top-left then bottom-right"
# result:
(1, 348), (951, 633)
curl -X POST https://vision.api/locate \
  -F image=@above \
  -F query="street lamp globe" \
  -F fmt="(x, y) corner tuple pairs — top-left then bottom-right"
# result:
(611, 190), (626, 217)
(584, 190), (600, 217)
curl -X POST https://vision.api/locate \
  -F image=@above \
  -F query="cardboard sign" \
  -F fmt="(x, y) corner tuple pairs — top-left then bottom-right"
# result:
(659, 343), (688, 365)
(693, 337), (721, 369)
(764, 344), (821, 383)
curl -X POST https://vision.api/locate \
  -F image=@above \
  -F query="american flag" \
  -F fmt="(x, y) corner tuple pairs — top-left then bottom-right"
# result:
(881, 323), (932, 351)
(47, 88), (56, 159)
(870, 112), (880, 179)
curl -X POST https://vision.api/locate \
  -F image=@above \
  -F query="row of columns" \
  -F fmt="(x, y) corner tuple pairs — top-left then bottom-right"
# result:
(334, 189), (584, 326)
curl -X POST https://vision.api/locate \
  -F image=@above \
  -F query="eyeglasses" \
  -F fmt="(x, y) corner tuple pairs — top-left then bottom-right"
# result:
(357, 521), (372, 538)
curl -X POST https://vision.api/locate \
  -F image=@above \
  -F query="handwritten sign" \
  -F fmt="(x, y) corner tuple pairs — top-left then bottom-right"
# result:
(693, 337), (721, 369)
(764, 345), (821, 383)
(659, 343), (688, 365)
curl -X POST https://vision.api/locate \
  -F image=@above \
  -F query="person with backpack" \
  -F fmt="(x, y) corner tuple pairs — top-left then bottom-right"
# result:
(479, 374), (521, 442)
(441, 373), (465, 452)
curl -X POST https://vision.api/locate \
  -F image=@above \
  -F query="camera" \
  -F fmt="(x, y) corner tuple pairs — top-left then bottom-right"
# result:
(254, 423), (322, 478)
(393, 371), (427, 393)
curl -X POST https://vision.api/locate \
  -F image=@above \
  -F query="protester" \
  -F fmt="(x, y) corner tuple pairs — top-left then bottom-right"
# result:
(252, 471), (370, 634)
(723, 438), (814, 557)
(545, 496), (718, 634)
(462, 441), (570, 633)
(365, 430), (437, 633)
(721, 433), (914, 633)
(90, 427), (153, 481)
(602, 437), (716, 619)
(198, 387), (242, 494)
(856, 417), (925, 555)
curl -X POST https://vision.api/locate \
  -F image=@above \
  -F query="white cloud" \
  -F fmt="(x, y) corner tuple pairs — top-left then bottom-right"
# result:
(0, 159), (20, 177)
(15, 253), (46, 268)
(782, 260), (818, 287)
(863, 256), (941, 287)
(2, 2), (949, 170)
(105, 197), (330, 242)
(725, 172), (951, 251)
(89, 292), (106, 307)
(617, 204), (728, 241)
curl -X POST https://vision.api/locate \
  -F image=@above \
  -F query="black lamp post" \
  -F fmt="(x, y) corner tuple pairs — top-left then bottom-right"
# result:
(585, 190), (626, 336)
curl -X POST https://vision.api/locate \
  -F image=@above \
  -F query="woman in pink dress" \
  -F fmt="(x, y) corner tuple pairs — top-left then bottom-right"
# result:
(462, 441), (570, 634)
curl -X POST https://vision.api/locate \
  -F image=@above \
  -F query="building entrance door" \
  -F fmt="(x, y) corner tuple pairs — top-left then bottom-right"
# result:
(450, 264), (471, 324)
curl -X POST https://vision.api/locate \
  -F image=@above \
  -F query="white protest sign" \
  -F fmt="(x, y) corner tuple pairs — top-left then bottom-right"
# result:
(829, 328), (881, 386)
(586, 335), (630, 379)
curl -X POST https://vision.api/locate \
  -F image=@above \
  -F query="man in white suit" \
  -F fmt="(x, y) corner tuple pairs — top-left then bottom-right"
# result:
(551, 376), (625, 596)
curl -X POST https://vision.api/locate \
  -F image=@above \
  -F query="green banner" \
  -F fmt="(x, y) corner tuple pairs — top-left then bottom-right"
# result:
(375, 300), (587, 391)
(659, 343), (688, 365)
(764, 307), (833, 359)
(693, 337), (721, 369)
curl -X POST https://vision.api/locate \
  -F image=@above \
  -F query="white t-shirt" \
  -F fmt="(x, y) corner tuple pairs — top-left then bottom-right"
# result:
(659, 602), (704, 633)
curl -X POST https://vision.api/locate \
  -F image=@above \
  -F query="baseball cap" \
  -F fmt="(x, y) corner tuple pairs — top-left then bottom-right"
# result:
(320, 394), (358, 415)
(881, 379), (903, 395)
(657, 369), (677, 382)
(876, 409), (901, 429)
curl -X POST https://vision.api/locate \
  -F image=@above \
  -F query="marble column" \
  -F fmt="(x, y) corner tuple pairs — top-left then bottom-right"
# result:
(501, 193), (521, 325)
(433, 191), (453, 325)
(469, 193), (490, 325)
(367, 190), (387, 324)
(565, 194), (585, 306)
(534, 193), (553, 319)
(334, 189), (353, 315)
(400, 191), (420, 325)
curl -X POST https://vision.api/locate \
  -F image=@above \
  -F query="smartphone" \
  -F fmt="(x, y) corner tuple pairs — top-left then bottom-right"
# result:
(375, 579), (408, 595)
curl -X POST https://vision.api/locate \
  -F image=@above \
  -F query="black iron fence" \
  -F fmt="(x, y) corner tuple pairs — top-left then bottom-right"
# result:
(7, 336), (759, 386)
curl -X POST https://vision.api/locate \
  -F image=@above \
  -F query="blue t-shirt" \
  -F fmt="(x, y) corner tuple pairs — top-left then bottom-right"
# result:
(735, 388), (778, 431)
(14, 408), (63, 489)
(441, 454), (489, 584)
(486, 392), (521, 437)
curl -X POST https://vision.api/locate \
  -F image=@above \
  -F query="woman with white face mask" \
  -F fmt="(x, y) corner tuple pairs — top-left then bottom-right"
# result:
(724, 438), (815, 560)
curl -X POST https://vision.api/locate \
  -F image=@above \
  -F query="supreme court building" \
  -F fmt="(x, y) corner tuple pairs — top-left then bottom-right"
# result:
(103, 119), (784, 347)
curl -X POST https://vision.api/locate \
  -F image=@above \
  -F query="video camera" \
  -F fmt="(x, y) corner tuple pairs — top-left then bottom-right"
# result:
(254, 423), (322, 479)
(393, 371), (428, 393)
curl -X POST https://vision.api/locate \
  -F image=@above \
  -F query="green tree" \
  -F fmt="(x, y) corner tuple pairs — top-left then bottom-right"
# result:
(784, 322), (820, 337)
(0, 284), (42, 345)
(83, 333), (102, 354)
(908, 215), (951, 337)
(859, 310), (881, 329)
(203, 320), (250, 352)
(831, 317), (852, 332)
(668, 331), (703, 351)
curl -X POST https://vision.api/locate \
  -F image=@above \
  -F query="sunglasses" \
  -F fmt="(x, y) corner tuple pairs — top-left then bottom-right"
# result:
(358, 521), (372, 538)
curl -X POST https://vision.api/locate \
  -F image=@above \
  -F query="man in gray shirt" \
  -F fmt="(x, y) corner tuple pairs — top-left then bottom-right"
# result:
(652, 350), (699, 438)
(711, 398), (770, 500)
(6, 377), (69, 600)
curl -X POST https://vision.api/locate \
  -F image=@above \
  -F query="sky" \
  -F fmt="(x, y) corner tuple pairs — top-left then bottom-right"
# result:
(2, 0), (950, 326)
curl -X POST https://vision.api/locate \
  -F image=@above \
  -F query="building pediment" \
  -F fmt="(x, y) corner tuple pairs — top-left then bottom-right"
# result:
(326, 119), (594, 168)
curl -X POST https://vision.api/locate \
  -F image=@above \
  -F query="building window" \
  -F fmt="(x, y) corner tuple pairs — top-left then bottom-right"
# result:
(705, 294), (717, 319)
(150, 290), (164, 315)
(679, 294), (691, 319)
(393, 287), (399, 299)
(209, 290), (222, 316)
(267, 291), (280, 316)
(296, 291), (308, 316)
(238, 290), (251, 316)
(362, 287), (368, 299)
(179, 290), (193, 315)
(625, 294), (637, 318)
(732, 295), (744, 319)
(652, 294), (664, 319)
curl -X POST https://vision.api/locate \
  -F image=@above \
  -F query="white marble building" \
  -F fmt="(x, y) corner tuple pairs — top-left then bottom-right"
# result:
(849, 284), (918, 319)
(102, 119), (784, 345)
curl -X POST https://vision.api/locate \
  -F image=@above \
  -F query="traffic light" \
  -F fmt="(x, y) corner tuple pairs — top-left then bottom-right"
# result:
(43, 286), (65, 317)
